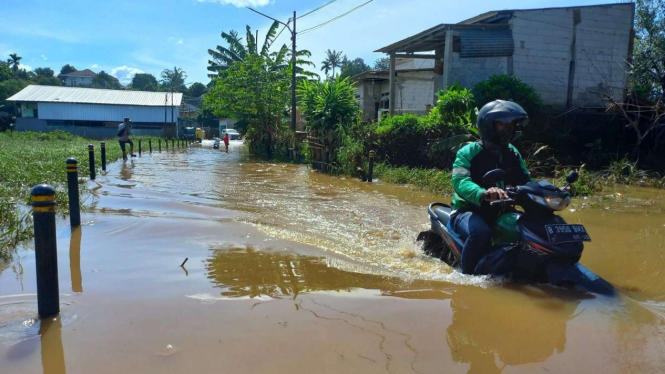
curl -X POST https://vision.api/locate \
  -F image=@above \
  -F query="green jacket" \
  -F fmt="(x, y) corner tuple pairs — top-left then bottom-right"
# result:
(451, 142), (531, 212)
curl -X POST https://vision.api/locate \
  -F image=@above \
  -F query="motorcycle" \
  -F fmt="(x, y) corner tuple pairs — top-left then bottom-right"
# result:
(417, 169), (615, 296)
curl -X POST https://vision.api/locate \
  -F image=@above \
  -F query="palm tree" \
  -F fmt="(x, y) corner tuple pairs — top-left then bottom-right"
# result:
(322, 49), (343, 78)
(7, 53), (22, 72)
(160, 67), (187, 91)
(320, 60), (332, 77)
(207, 22), (317, 80)
(207, 22), (281, 77)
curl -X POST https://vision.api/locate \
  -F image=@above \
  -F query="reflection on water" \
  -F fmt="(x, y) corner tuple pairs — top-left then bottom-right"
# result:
(205, 247), (439, 299)
(39, 316), (66, 374)
(69, 227), (82, 293)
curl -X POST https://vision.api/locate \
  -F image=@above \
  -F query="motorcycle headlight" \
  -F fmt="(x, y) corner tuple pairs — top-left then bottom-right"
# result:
(528, 194), (570, 211)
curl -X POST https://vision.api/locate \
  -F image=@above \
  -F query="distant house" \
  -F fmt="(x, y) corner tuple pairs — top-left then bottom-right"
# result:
(7, 85), (182, 138)
(57, 69), (98, 87)
(351, 58), (436, 122)
(375, 3), (635, 113)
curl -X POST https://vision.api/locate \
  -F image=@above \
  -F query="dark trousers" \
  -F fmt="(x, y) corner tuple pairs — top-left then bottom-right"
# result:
(449, 210), (492, 274)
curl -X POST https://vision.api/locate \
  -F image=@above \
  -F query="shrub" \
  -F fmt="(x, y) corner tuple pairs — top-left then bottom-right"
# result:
(473, 75), (542, 117)
(434, 83), (477, 126)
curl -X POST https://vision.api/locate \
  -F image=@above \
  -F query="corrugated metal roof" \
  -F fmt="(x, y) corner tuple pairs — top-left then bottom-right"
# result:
(7, 85), (182, 107)
(459, 29), (514, 58)
(375, 24), (509, 54)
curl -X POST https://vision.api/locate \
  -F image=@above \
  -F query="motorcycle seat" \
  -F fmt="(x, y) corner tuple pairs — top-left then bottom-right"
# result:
(430, 203), (452, 225)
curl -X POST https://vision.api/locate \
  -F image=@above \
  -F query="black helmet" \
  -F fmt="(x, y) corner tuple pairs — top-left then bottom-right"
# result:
(476, 100), (529, 147)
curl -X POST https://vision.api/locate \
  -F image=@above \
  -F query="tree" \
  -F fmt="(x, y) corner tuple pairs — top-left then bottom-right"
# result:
(131, 73), (159, 91)
(91, 70), (122, 89)
(373, 57), (390, 71)
(631, 0), (665, 101)
(7, 54), (22, 72)
(34, 67), (55, 78)
(60, 64), (77, 75)
(204, 54), (290, 157)
(188, 82), (208, 98)
(0, 62), (12, 82)
(339, 57), (370, 79)
(207, 23), (317, 79)
(321, 49), (343, 77)
(160, 66), (187, 91)
(207, 23), (280, 77)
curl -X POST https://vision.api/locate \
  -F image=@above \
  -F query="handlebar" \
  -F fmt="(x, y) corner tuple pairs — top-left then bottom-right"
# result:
(490, 198), (515, 206)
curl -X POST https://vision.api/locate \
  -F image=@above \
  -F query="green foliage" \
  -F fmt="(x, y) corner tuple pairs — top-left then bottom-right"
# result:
(631, 0), (665, 100)
(187, 82), (208, 98)
(0, 62), (12, 81)
(297, 76), (359, 134)
(321, 49), (344, 78)
(34, 67), (55, 77)
(91, 71), (122, 89)
(473, 75), (542, 116)
(373, 57), (390, 71)
(339, 57), (370, 80)
(160, 67), (187, 91)
(0, 131), (127, 258)
(434, 83), (477, 126)
(0, 79), (30, 105)
(373, 163), (454, 195)
(7, 53), (22, 72)
(131, 73), (159, 91)
(205, 54), (289, 157)
(60, 64), (77, 75)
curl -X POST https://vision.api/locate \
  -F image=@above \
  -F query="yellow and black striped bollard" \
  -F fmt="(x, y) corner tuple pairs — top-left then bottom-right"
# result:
(88, 144), (95, 180)
(100, 142), (106, 171)
(66, 158), (80, 227)
(31, 184), (60, 318)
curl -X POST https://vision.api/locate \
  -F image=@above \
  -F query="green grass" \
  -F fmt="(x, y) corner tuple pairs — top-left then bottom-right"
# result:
(0, 131), (159, 260)
(373, 163), (454, 195)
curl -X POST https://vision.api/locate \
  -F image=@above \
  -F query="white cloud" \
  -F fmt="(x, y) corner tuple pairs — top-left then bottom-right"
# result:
(40, 54), (48, 61)
(195, 0), (271, 7)
(111, 65), (145, 85)
(91, 64), (99, 68)
(178, 39), (184, 45)
(21, 64), (33, 71)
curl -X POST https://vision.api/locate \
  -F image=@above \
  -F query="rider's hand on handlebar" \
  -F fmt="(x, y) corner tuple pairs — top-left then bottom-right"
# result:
(483, 187), (509, 202)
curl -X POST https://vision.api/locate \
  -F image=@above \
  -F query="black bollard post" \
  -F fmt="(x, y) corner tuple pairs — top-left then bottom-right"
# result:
(31, 184), (60, 318)
(88, 144), (95, 180)
(138, 139), (142, 156)
(149, 139), (153, 154)
(368, 150), (376, 183)
(165, 138), (168, 150)
(172, 138), (175, 149)
(159, 138), (162, 152)
(100, 142), (106, 171)
(66, 158), (80, 227)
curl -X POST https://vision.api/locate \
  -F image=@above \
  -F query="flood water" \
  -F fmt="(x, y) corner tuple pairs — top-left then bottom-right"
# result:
(1, 140), (664, 373)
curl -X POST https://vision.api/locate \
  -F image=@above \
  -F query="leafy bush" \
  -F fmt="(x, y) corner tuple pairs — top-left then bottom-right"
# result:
(297, 76), (359, 134)
(433, 83), (477, 126)
(473, 75), (542, 117)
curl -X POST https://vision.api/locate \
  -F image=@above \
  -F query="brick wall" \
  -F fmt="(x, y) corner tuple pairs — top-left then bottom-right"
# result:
(510, 4), (633, 108)
(451, 53), (509, 90)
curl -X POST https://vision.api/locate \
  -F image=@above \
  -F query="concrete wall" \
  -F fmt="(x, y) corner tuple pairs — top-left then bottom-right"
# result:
(394, 71), (435, 115)
(38, 102), (178, 123)
(510, 4), (633, 108)
(63, 76), (94, 87)
(450, 53), (509, 90)
(16, 118), (167, 139)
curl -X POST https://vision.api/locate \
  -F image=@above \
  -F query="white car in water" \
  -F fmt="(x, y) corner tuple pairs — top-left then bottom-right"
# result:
(221, 129), (241, 140)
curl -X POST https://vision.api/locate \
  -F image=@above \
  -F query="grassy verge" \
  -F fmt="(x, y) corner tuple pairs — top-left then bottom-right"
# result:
(370, 161), (665, 198)
(0, 131), (159, 260)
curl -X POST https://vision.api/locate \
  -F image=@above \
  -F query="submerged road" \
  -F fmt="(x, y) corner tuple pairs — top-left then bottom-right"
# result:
(1, 140), (664, 373)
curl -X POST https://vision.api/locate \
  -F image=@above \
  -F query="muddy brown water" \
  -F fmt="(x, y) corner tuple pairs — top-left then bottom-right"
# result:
(1, 140), (664, 373)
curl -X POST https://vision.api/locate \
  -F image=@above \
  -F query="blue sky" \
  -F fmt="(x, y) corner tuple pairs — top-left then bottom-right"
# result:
(1, 0), (620, 85)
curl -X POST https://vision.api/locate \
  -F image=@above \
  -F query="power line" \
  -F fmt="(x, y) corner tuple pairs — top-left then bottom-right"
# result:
(297, 0), (339, 19)
(299, 0), (374, 36)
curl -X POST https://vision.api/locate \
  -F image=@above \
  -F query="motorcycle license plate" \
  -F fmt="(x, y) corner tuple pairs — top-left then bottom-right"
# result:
(545, 224), (591, 244)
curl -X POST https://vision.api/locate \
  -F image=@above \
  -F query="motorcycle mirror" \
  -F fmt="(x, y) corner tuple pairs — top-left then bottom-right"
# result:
(483, 169), (506, 185)
(566, 171), (579, 184)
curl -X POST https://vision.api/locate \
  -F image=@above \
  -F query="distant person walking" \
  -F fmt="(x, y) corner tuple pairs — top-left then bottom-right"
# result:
(117, 117), (136, 160)
(223, 133), (229, 152)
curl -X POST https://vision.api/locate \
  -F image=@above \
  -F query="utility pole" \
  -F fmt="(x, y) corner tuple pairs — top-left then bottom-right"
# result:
(291, 11), (297, 132)
(247, 7), (297, 132)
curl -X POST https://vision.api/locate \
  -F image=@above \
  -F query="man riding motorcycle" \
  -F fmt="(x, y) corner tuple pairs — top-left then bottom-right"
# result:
(450, 100), (531, 274)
